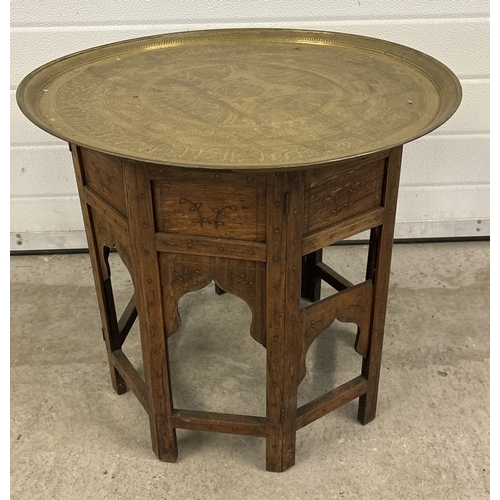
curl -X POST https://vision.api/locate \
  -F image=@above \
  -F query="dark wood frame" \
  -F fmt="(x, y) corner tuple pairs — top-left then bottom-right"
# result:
(70, 143), (402, 472)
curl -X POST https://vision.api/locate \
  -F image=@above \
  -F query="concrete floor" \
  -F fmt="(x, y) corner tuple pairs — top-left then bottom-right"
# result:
(11, 241), (489, 499)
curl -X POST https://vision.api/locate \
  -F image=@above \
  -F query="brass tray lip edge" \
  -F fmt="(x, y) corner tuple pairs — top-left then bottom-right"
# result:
(17, 90), (462, 171)
(16, 26), (463, 111)
(17, 27), (462, 95)
(17, 84), (462, 171)
(16, 27), (463, 170)
(66, 117), (453, 172)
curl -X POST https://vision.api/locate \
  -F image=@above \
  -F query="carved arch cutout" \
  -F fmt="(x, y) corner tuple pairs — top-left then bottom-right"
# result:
(91, 209), (135, 283)
(297, 320), (363, 407)
(170, 281), (265, 415)
(158, 254), (266, 347)
(90, 210), (139, 353)
(297, 280), (373, 385)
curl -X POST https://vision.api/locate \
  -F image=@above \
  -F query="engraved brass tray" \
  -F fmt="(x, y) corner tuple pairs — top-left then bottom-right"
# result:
(17, 28), (461, 170)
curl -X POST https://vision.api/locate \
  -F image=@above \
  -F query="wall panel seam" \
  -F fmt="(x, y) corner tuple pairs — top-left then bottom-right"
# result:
(10, 16), (490, 31)
(399, 183), (489, 191)
(11, 194), (80, 200)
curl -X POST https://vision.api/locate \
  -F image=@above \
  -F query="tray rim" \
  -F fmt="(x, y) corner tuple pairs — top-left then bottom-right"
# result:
(16, 27), (462, 170)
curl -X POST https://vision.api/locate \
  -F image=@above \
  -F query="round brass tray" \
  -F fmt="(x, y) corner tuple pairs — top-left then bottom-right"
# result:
(17, 28), (461, 170)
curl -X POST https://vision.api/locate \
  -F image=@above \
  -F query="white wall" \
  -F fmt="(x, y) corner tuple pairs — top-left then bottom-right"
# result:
(10, 1), (490, 250)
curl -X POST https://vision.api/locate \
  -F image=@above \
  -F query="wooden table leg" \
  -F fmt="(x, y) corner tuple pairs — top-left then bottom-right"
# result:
(265, 172), (304, 472)
(358, 146), (402, 425)
(71, 145), (127, 395)
(124, 162), (178, 462)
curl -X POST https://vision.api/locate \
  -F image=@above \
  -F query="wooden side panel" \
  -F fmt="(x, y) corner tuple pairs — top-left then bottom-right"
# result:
(302, 207), (385, 255)
(84, 186), (129, 237)
(80, 148), (127, 217)
(151, 167), (267, 241)
(303, 158), (386, 236)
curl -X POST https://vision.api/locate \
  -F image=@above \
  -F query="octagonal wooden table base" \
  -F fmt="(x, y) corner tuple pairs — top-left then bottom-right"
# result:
(70, 143), (402, 472)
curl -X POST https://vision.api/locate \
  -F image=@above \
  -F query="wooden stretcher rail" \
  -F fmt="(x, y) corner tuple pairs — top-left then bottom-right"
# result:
(111, 349), (149, 413)
(296, 376), (368, 430)
(155, 233), (267, 262)
(117, 294), (138, 347)
(171, 409), (267, 437)
(315, 262), (354, 291)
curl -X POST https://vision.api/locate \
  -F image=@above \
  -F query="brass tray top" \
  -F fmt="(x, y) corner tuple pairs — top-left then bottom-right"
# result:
(17, 29), (461, 170)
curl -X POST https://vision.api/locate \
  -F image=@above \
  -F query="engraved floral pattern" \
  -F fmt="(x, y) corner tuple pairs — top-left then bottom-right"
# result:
(304, 317), (325, 338)
(172, 267), (201, 283)
(95, 166), (115, 195)
(229, 272), (254, 290)
(37, 32), (446, 168)
(180, 198), (237, 228)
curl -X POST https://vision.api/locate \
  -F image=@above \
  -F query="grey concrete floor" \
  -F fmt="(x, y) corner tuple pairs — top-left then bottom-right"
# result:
(11, 241), (489, 499)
